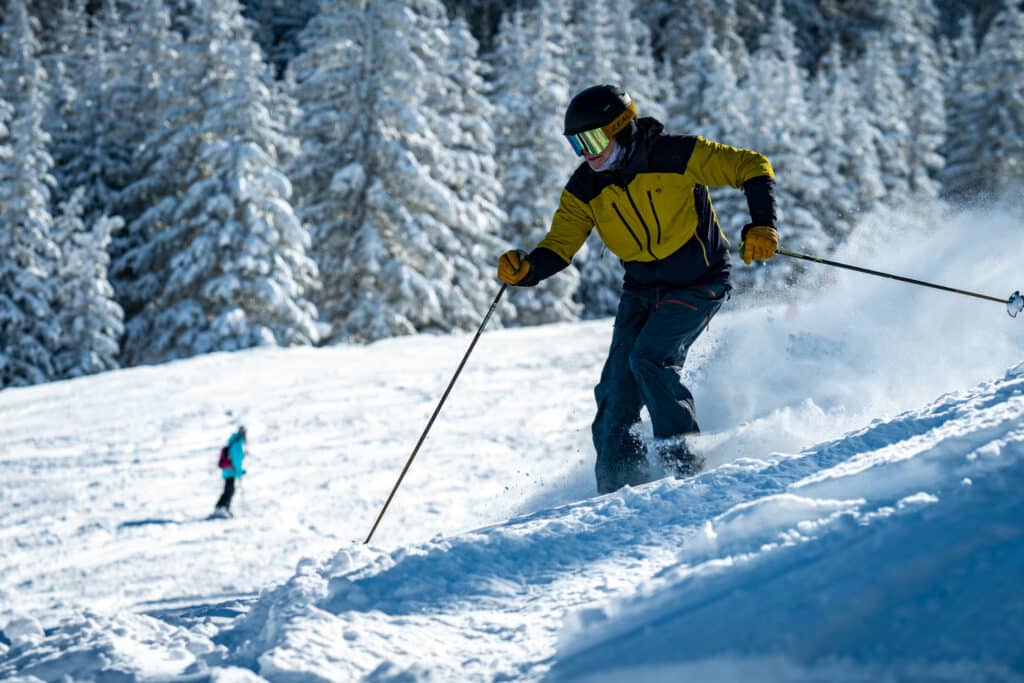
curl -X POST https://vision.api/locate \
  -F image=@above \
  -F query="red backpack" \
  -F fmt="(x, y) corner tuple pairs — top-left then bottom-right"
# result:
(217, 446), (231, 469)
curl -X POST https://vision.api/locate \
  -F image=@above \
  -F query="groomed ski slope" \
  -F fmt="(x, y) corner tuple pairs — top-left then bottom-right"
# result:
(2, 203), (1023, 681)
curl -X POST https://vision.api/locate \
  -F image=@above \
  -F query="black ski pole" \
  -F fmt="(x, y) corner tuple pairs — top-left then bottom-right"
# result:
(775, 248), (1024, 318)
(364, 284), (509, 544)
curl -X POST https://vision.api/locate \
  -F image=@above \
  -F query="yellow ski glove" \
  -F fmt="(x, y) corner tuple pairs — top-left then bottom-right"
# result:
(741, 226), (779, 265)
(497, 249), (532, 285)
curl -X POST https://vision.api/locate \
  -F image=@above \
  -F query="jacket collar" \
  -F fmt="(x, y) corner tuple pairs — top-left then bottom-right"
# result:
(587, 116), (664, 185)
(620, 117), (663, 172)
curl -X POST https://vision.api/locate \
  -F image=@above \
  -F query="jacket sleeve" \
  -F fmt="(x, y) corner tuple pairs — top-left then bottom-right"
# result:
(688, 136), (777, 229)
(687, 136), (774, 188)
(528, 188), (594, 282)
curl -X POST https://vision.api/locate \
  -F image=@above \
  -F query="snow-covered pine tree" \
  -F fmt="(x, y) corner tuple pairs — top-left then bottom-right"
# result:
(740, 0), (828, 288)
(605, 7), (666, 125)
(667, 25), (746, 143)
(858, 35), (913, 206)
(41, 0), (88, 210)
(0, 0), (60, 387)
(108, 0), (185, 320)
(293, 0), (508, 343)
(565, 0), (664, 132)
(568, 0), (616, 92)
(667, 28), (750, 260)
(113, 0), (184, 187)
(809, 44), (884, 249)
(243, 0), (318, 78)
(888, 0), (947, 67)
(714, 0), (749, 82)
(489, 2), (580, 325)
(877, 0), (937, 75)
(286, 0), (365, 339)
(940, 12), (981, 200)
(44, 0), (130, 227)
(943, 0), (1024, 200)
(946, 11), (978, 88)
(116, 0), (319, 364)
(430, 15), (508, 272)
(903, 33), (946, 199)
(874, 0), (945, 200)
(652, 0), (748, 81)
(51, 188), (124, 378)
(90, 0), (143, 208)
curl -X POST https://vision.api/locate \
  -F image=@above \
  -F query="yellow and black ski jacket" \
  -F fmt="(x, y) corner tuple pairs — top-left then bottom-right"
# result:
(523, 118), (776, 291)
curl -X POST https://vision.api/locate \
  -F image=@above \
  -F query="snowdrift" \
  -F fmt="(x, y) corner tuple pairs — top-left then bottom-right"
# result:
(4, 363), (1023, 682)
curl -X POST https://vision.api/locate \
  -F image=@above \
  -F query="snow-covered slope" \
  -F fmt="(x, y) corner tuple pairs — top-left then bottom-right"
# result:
(551, 365), (1024, 682)
(2, 204), (1023, 681)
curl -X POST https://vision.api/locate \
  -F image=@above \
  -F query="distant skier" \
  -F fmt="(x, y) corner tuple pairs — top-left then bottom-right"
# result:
(497, 84), (779, 493)
(213, 425), (247, 517)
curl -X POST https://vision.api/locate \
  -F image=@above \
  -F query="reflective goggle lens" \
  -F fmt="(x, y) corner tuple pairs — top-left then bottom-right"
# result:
(565, 127), (610, 156)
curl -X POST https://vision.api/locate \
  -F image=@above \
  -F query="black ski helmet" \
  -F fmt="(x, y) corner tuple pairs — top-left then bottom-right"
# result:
(563, 84), (638, 144)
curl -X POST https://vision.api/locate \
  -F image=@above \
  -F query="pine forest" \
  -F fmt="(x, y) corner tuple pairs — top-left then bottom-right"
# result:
(1, 0), (1022, 388)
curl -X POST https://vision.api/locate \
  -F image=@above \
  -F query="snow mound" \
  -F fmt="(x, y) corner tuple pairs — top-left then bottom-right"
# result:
(9, 365), (1014, 681)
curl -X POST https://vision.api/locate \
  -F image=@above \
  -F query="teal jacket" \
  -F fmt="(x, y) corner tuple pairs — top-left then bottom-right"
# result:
(221, 431), (246, 479)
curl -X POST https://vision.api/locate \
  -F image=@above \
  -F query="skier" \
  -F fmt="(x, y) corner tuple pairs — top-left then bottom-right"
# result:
(497, 84), (779, 494)
(213, 425), (247, 517)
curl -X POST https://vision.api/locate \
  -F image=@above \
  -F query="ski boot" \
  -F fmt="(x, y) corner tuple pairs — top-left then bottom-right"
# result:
(654, 436), (705, 479)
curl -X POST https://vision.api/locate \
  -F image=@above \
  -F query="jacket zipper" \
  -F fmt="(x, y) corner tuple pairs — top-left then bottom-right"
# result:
(694, 225), (710, 267)
(692, 186), (712, 266)
(623, 186), (656, 259)
(611, 202), (645, 253)
(646, 191), (662, 245)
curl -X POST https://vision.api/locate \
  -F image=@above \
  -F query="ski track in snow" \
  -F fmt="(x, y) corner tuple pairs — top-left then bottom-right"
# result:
(4, 361), (1022, 682)
(0, 326), (601, 621)
(215, 367), (1024, 681)
(2, 204), (1024, 681)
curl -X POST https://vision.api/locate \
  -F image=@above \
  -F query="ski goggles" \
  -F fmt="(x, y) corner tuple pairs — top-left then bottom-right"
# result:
(564, 98), (638, 156)
(565, 127), (612, 156)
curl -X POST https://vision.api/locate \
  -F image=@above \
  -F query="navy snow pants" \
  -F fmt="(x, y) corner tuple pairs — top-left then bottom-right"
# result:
(591, 281), (727, 494)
